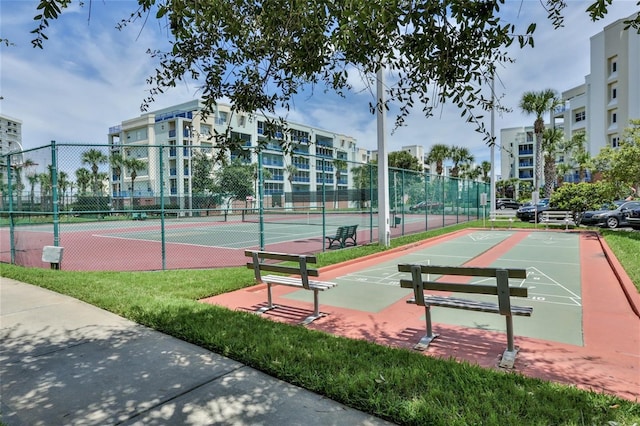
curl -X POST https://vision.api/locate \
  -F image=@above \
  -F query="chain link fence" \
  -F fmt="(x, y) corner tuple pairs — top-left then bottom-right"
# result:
(1, 142), (490, 271)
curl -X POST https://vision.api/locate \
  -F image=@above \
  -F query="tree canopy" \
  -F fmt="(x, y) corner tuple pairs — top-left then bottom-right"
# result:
(18, 0), (640, 154)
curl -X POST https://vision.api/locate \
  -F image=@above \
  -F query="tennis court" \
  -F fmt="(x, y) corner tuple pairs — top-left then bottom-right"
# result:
(1, 211), (465, 270)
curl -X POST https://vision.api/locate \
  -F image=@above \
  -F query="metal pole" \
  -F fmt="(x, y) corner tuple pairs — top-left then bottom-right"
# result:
(369, 164), (373, 243)
(490, 73), (496, 213)
(376, 65), (390, 246)
(7, 152), (15, 264)
(322, 158), (326, 243)
(258, 151), (265, 250)
(51, 141), (60, 247)
(159, 146), (166, 270)
(188, 128), (193, 216)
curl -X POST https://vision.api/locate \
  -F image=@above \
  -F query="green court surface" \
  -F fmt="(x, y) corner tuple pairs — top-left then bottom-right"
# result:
(285, 231), (583, 346)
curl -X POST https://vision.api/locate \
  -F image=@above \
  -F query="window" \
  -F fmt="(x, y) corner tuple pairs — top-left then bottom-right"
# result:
(612, 112), (617, 124)
(608, 56), (618, 75)
(611, 136), (620, 148)
(215, 111), (228, 125)
(525, 132), (534, 142)
(612, 87), (617, 100)
(574, 111), (585, 122)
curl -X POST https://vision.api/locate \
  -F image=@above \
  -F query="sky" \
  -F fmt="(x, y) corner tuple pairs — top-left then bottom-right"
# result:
(1, 0), (639, 173)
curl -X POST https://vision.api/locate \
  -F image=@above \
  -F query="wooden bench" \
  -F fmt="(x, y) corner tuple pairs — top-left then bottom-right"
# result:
(489, 210), (516, 229)
(540, 210), (575, 230)
(397, 264), (533, 368)
(245, 250), (337, 325)
(325, 224), (358, 249)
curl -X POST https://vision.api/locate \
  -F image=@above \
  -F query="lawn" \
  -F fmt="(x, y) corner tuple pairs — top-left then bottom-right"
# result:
(1, 221), (639, 425)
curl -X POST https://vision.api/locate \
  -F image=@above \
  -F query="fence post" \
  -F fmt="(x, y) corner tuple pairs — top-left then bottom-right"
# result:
(369, 163), (374, 243)
(159, 145), (166, 270)
(258, 151), (265, 250)
(7, 152), (15, 264)
(51, 141), (60, 247)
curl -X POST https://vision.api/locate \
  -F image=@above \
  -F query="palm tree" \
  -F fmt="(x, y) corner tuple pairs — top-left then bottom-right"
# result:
(39, 170), (52, 212)
(13, 158), (36, 209)
(75, 168), (92, 195)
(519, 89), (561, 193)
(350, 165), (372, 209)
(480, 161), (492, 184)
(571, 133), (592, 182)
(123, 157), (146, 207)
(541, 127), (564, 197)
(449, 146), (474, 178)
(110, 152), (124, 208)
(81, 148), (108, 194)
(27, 173), (39, 208)
(57, 171), (69, 209)
(426, 144), (451, 176)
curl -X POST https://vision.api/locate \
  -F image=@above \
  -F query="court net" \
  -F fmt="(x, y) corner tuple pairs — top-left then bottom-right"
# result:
(241, 208), (378, 228)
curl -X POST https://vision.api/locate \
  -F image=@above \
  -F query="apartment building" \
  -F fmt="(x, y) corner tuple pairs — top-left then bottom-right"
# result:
(557, 13), (640, 155)
(0, 114), (25, 189)
(502, 12), (639, 186)
(107, 100), (359, 209)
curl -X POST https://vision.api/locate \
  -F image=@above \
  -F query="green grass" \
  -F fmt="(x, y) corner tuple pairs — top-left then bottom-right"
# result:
(601, 229), (640, 292)
(1, 222), (639, 425)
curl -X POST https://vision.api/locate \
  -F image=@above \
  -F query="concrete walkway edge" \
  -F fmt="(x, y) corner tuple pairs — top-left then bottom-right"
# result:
(0, 278), (393, 426)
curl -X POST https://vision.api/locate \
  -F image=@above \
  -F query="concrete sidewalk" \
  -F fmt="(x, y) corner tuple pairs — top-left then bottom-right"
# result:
(0, 278), (393, 426)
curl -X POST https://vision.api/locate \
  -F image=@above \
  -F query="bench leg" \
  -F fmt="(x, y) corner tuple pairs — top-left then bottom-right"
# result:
(414, 305), (439, 351)
(498, 315), (519, 368)
(256, 283), (277, 314)
(301, 289), (324, 325)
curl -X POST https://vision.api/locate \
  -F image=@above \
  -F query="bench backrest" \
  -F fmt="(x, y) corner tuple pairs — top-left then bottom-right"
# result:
(541, 211), (572, 219)
(397, 264), (528, 315)
(489, 210), (516, 218)
(336, 226), (350, 238)
(245, 250), (319, 289)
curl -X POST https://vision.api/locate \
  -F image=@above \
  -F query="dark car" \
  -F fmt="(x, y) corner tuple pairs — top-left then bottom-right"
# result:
(579, 201), (625, 226)
(580, 201), (640, 229)
(495, 198), (520, 210)
(627, 206), (640, 230)
(516, 199), (550, 222)
(409, 201), (443, 211)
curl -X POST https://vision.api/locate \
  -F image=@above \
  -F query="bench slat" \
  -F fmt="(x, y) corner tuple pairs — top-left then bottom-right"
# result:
(243, 250), (317, 264)
(399, 279), (528, 297)
(407, 295), (533, 316)
(397, 264), (527, 279)
(263, 275), (337, 291)
(246, 263), (320, 277)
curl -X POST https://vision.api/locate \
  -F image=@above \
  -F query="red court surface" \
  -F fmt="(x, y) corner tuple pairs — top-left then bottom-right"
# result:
(202, 229), (640, 401)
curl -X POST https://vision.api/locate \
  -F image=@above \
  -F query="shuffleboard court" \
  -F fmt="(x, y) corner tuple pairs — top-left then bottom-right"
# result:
(284, 230), (583, 345)
(204, 228), (640, 400)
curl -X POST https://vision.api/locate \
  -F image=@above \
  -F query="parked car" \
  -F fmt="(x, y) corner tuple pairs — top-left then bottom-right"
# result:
(516, 199), (550, 222)
(495, 198), (520, 210)
(580, 200), (640, 229)
(626, 206), (640, 230)
(579, 201), (625, 226)
(409, 201), (443, 211)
